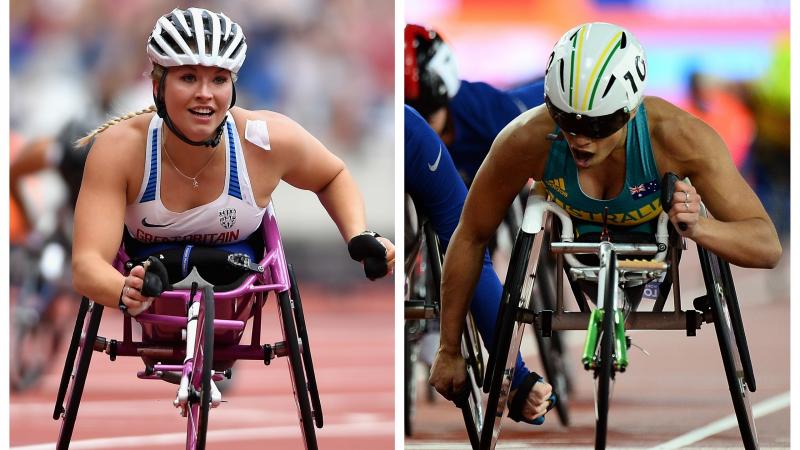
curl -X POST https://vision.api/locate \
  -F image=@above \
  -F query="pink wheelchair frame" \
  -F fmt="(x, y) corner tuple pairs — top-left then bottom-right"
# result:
(53, 204), (322, 450)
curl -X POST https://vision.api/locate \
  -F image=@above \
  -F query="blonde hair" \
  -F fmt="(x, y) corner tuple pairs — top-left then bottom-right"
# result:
(74, 105), (157, 148)
(75, 64), (237, 148)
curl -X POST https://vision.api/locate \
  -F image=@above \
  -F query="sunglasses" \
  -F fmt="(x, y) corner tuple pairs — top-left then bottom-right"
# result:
(545, 97), (630, 139)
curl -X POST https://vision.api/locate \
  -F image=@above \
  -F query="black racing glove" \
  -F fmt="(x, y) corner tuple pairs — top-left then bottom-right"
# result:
(348, 231), (389, 281)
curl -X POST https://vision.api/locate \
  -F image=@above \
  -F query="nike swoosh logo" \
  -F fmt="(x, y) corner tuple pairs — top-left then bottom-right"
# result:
(141, 218), (174, 228)
(428, 145), (443, 171)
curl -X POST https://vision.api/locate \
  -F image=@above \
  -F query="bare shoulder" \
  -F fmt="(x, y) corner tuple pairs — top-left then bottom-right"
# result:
(494, 104), (556, 179)
(645, 96), (727, 172)
(230, 107), (311, 154)
(88, 112), (153, 164)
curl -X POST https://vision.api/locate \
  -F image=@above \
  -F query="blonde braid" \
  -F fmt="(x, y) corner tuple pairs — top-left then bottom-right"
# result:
(74, 105), (158, 148)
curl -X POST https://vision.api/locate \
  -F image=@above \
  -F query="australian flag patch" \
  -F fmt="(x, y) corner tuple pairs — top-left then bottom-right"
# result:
(629, 179), (659, 200)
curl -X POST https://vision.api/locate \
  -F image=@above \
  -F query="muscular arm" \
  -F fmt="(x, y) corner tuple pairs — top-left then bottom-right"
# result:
(71, 130), (132, 307)
(439, 109), (549, 354)
(652, 98), (781, 268)
(273, 115), (365, 241)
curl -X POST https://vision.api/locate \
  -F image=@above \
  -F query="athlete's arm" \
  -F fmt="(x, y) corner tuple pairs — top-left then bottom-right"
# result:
(268, 111), (395, 265)
(651, 98), (781, 268)
(439, 108), (548, 355)
(72, 126), (149, 309)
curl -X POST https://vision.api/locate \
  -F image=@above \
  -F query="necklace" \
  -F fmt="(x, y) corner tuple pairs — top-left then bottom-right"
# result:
(162, 137), (219, 189)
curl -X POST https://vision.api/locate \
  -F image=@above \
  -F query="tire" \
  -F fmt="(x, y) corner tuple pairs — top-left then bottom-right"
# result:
(480, 230), (536, 450)
(56, 300), (103, 450)
(404, 322), (418, 437)
(484, 229), (534, 392)
(594, 252), (616, 450)
(187, 286), (214, 450)
(288, 265), (323, 428)
(279, 290), (317, 450)
(698, 247), (758, 449)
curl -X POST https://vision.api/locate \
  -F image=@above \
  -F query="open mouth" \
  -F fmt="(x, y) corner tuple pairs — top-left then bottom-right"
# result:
(572, 148), (594, 167)
(189, 108), (214, 117)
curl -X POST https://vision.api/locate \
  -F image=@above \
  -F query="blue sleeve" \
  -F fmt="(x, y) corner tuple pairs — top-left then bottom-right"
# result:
(404, 105), (467, 249)
(405, 105), (531, 387)
(506, 78), (545, 111)
(447, 80), (546, 181)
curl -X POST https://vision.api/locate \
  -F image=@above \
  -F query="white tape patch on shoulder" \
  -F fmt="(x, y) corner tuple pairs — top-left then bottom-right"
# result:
(245, 119), (271, 151)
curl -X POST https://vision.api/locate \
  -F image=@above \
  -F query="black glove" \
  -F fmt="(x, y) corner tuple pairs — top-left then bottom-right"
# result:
(660, 172), (687, 231)
(348, 231), (389, 281)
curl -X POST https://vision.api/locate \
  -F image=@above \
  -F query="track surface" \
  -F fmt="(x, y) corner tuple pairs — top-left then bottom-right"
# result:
(10, 284), (394, 450)
(406, 245), (790, 449)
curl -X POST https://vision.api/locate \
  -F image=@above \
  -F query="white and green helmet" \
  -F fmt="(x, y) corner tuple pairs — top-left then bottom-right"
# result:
(544, 22), (647, 138)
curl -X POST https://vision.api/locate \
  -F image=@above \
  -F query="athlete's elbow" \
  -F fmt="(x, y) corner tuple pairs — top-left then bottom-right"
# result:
(760, 240), (782, 269)
(71, 254), (93, 297)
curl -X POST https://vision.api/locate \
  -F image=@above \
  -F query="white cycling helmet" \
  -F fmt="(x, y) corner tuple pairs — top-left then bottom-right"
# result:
(147, 7), (247, 73)
(544, 22), (646, 138)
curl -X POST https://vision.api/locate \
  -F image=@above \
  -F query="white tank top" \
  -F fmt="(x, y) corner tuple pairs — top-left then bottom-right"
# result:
(124, 113), (267, 246)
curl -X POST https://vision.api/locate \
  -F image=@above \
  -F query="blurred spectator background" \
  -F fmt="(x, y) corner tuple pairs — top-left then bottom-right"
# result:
(10, 0), (395, 286)
(405, 0), (789, 247)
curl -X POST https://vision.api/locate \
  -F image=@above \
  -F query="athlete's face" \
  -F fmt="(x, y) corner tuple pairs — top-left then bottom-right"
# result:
(157, 65), (233, 141)
(560, 116), (631, 169)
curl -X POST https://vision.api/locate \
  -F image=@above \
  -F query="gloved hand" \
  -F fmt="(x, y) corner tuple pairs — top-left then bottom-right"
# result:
(347, 231), (394, 280)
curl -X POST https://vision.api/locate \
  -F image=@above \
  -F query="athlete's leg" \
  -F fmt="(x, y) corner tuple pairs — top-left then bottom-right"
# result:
(470, 255), (529, 388)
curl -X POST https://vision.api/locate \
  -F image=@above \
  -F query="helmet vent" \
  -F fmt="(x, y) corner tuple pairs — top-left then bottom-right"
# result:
(558, 58), (565, 92)
(160, 32), (182, 56)
(601, 75), (616, 99)
(620, 32), (627, 49)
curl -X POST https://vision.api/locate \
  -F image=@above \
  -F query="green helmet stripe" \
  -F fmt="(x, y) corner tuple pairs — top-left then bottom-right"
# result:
(586, 32), (623, 111)
(573, 26), (587, 108)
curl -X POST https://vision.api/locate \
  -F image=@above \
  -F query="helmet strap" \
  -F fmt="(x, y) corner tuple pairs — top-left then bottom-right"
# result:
(153, 68), (237, 148)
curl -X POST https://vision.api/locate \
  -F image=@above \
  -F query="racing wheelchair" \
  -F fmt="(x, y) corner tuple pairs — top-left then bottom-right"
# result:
(53, 203), (323, 450)
(481, 174), (758, 450)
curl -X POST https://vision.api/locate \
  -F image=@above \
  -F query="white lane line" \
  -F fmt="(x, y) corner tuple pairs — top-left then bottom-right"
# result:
(404, 444), (593, 449)
(11, 421), (394, 449)
(651, 391), (790, 449)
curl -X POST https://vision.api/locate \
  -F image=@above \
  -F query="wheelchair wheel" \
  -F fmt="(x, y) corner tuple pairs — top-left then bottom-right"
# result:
(460, 317), (485, 450)
(288, 265), (323, 428)
(484, 229), (534, 392)
(12, 301), (62, 392)
(187, 286), (214, 450)
(594, 253), (617, 450)
(698, 247), (758, 449)
(56, 299), (104, 450)
(404, 322), (418, 436)
(531, 235), (572, 426)
(278, 290), (317, 450)
(480, 230), (538, 450)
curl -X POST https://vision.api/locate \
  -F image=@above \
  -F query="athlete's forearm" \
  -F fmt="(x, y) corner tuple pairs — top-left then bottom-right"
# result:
(316, 167), (368, 242)
(692, 216), (781, 269)
(72, 252), (126, 309)
(439, 224), (489, 354)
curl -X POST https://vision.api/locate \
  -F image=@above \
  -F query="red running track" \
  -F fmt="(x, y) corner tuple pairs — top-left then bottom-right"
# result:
(10, 283), (394, 450)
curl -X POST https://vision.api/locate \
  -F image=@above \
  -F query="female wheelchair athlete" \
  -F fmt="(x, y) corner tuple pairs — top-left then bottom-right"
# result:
(481, 174), (758, 450)
(53, 204), (324, 450)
